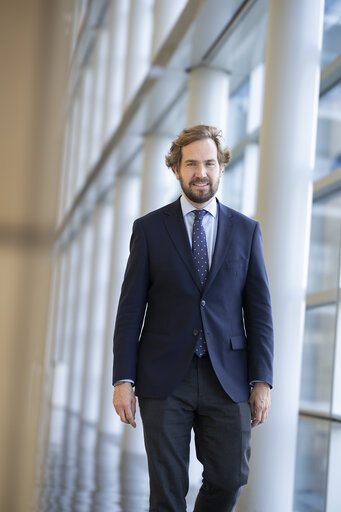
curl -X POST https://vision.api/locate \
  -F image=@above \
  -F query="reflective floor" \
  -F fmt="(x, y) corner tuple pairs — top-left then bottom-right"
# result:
(35, 408), (198, 512)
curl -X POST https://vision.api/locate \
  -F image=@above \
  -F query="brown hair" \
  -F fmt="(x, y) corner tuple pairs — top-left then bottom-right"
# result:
(165, 124), (231, 173)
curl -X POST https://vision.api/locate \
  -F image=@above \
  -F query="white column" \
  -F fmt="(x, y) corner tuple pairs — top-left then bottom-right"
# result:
(186, 66), (229, 132)
(151, 0), (187, 59)
(241, 63), (264, 217)
(237, 1), (324, 511)
(99, 172), (141, 436)
(57, 121), (71, 225)
(88, 28), (110, 169)
(140, 133), (179, 215)
(80, 200), (114, 424)
(48, 251), (68, 409)
(70, 91), (84, 203)
(102, 0), (130, 141)
(83, 51), (97, 177)
(78, 67), (94, 187)
(187, 66), (229, 205)
(52, 236), (77, 408)
(74, 70), (87, 195)
(140, 0), (187, 215)
(65, 99), (81, 212)
(66, 220), (94, 414)
(123, 0), (154, 108)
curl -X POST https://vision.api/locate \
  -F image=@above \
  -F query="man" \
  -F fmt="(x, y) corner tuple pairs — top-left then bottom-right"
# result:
(113, 125), (274, 512)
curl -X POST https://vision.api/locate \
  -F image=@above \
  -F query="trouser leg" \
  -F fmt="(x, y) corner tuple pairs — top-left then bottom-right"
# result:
(138, 360), (197, 512)
(193, 356), (251, 512)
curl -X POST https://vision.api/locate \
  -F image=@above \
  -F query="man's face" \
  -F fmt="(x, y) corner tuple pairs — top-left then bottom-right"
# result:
(174, 138), (223, 208)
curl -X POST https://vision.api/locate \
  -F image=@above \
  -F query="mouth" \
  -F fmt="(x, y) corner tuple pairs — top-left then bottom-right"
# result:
(191, 182), (209, 188)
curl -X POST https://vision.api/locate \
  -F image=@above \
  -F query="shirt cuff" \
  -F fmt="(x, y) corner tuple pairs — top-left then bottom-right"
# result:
(114, 379), (134, 387)
(250, 380), (270, 388)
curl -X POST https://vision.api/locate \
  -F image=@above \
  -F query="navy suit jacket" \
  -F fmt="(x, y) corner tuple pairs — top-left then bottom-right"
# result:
(113, 198), (274, 402)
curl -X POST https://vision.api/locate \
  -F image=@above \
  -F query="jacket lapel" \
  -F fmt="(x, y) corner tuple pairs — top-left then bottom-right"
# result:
(204, 200), (234, 293)
(163, 198), (202, 291)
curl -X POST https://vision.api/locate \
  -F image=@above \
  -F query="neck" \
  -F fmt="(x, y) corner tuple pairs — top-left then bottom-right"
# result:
(183, 193), (214, 209)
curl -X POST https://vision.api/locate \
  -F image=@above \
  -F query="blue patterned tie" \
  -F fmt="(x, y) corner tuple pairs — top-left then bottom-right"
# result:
(192, 210), (209, 357)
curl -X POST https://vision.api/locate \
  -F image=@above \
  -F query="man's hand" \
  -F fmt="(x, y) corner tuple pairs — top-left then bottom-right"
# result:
(249, 382), (271, 428)
(113, 382), (136, 428)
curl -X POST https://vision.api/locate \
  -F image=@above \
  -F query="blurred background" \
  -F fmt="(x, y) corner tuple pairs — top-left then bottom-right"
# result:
(1, 0), (341, 511)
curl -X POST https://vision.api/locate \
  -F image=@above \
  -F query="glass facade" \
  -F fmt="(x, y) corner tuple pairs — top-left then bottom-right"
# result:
(307, 191), (341, 294)
(227, 79), (250, 148)
(315, 82), (341, 180)
(294, 2), (341, 508)
(294, 417), (329, 512)
(321, 0), (341, 68)
(300, 304), (336, 413)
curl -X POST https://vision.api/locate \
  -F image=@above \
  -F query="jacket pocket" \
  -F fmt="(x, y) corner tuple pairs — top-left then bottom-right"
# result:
(230, 334), (247, 350)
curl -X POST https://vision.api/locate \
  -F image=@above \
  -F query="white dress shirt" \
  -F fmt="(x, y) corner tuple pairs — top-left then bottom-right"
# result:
(180, 195), (219, 268)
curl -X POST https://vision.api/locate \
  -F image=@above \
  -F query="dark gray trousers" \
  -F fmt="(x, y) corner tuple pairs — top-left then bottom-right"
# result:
(138, 354), (251, 512)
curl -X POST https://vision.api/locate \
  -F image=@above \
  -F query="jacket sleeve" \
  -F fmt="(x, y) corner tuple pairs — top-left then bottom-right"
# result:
(242, 222), (274, 388)
(112, 219), (149, 384)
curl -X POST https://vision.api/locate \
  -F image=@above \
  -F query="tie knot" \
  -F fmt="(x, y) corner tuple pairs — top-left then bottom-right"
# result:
(193, 209), (207, 223)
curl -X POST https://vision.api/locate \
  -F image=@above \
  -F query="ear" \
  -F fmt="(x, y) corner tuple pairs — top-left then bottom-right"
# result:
(219, 165), (224, 176)
(174, 167), (180, 180)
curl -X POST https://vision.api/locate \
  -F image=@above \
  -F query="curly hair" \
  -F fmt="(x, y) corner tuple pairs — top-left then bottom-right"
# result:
(165, 125), (231, 173)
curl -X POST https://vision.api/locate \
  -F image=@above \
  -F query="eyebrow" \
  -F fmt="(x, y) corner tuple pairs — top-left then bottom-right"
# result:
(184, 159), (216, 164)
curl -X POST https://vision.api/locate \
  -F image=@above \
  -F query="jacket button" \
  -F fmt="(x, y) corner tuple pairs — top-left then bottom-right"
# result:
(201, 300), (206, 307)
(193, 329), (199, 336)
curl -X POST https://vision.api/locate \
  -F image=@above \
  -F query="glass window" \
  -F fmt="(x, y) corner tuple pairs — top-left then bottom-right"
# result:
(88, 29), (110, 170)
(315, 81), (341, 179)
(299, 304), (337, 413)
(58, 122), (72, 224)
(78, 67), (95, 187)
(221, 145), (259, 217)
(62, 238), (80, 363)
(331, 296), (341, 416)
(294, 417), (329, 512)
(66, 97), (81, 211)
(227, 80), (250, 148)
(221, 156), (244, 212)
(306, 191), (341, 294)
(326, 422), (341, 510)
(321, 0), (341, 68)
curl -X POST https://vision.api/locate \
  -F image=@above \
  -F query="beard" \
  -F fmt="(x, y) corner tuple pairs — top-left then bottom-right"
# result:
(179, 176), (220, 204)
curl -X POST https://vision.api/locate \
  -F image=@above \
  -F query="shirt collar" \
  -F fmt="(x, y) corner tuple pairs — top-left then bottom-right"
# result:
(180, 194), (217, 218)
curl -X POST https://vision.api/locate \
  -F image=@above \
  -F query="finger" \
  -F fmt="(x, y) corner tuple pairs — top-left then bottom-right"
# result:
(116, 402), (136, 428)
(261, 405), (269, 424)
(252, 405), (269, 427)
(119, 408), (136, 427)
(131, 397), (136, 418)
(250, 403), (258, 421)
(116, 409), (128, 423)
(125, 408), (136, 428)
(250, 409), (258, 427)
(114, 403), (130, 424)
(251, 417), (261, 428)
(251, 406), (262, 427)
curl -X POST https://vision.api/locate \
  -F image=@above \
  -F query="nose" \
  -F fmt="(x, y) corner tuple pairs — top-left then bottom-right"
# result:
(195, 163), (207, 178)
